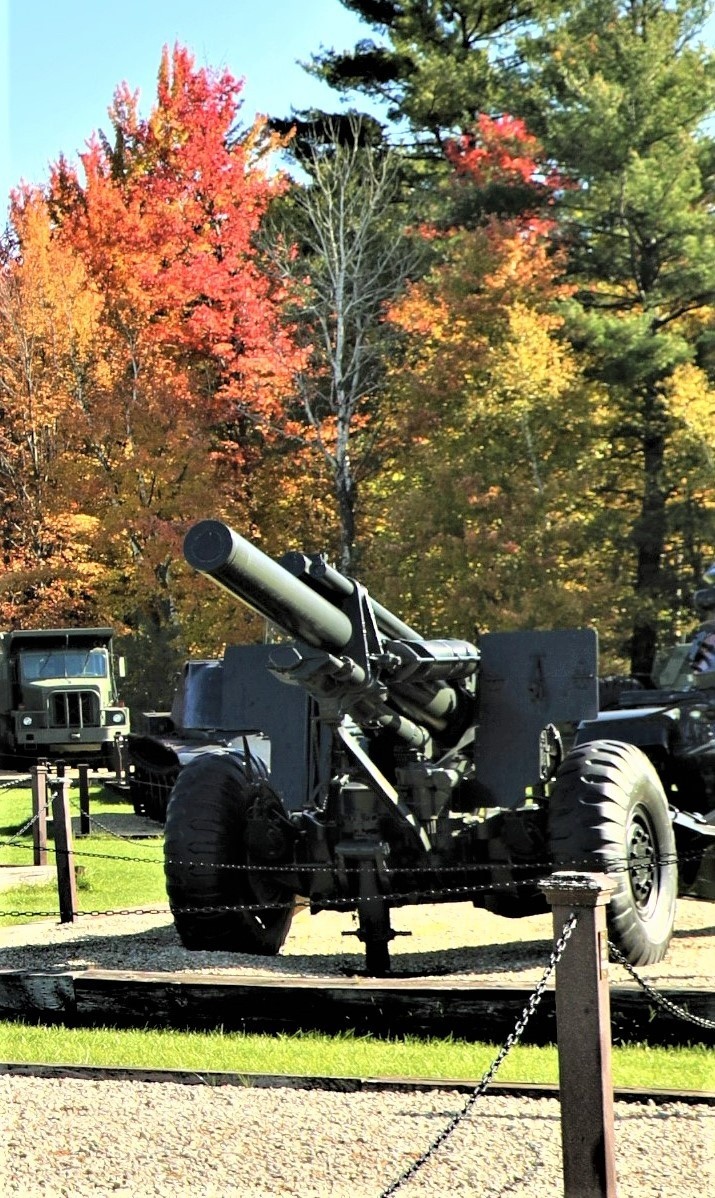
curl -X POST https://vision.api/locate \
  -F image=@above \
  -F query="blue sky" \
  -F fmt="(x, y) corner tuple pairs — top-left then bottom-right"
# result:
(0, 0), (378, 215)
(1, 1), (714, 221)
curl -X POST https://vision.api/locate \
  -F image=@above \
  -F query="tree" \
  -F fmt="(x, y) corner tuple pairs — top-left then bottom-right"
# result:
(310, 2), (540, 151)
(267, 116), (425, 572)
(364, 117), (609, 642)
(0, 194), (110, 626)
(313, 2), (715, 672)
(44, 45), (308, 656)
(520, 0), (715, 674)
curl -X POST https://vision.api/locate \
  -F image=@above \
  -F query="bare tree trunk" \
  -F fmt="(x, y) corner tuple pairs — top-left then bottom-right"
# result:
(269, 117), (423, 571)
(630, 389), (668, 679)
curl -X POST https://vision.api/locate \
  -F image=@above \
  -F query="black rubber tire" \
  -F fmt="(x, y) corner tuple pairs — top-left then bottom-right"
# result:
(164, 751), (295, 954)
(549, 739), (677, 965)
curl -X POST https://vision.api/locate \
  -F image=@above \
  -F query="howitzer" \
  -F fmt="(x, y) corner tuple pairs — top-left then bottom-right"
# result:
(183, 519), (480, 756)
(162, 520), (712, 974)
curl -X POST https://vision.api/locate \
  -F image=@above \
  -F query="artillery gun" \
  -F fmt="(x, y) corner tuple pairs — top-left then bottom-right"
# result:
(163, 520), (714, 974)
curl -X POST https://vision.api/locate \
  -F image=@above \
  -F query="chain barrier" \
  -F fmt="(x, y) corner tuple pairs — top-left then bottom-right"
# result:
(0, 823), (703, 876)
(608, 941), (715, 1030)
(0, 774), (31, 793)
(71, 809), (152, 843)
(2, 806), (47, 843)
(379, 912), (579, 1198)
(0, 858), (703, 920)
(0, 879), (556, 921)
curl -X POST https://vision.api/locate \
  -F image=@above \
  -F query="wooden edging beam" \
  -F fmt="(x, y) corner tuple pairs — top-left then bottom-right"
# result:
(0, 970), (712, 1047)
(0, 1061), (713, 1106)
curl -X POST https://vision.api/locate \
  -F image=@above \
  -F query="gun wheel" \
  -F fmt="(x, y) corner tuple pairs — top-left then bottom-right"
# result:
(164, 751), (295, 955)
(548, 739), (677, 965)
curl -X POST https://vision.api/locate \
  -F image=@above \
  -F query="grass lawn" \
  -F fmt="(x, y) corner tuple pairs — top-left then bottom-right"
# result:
(1, 1022), (712, 1091)
(0, 781), (166, 922)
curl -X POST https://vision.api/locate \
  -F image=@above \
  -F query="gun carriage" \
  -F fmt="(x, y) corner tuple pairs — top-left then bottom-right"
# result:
(160, 519), (714, 974)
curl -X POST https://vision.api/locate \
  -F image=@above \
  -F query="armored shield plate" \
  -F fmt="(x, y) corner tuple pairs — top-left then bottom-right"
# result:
(221, 642), (321, 812)
(474, 629), (598, 808)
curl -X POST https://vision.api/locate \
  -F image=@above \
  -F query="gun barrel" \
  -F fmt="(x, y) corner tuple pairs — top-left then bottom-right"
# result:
(279, 551), (423, 643)
(183, 520), (353, 650)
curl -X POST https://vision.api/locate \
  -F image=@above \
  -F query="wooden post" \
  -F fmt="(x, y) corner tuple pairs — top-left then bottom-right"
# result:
(539, 871), (618, 1198)
(77, 763), (91, 836)
(50, 774), (78, 923)
(31, 762), (49, 866)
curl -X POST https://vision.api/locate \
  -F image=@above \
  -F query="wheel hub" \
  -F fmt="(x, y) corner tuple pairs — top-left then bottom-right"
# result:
(627, 808), (658, 912)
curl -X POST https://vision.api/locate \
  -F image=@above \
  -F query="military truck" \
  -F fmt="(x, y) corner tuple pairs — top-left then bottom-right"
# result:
(162, 520), (714, 974)
(0, 627), (130, 768)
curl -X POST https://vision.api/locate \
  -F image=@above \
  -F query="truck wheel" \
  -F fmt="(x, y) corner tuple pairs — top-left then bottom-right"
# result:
(549, 739), (677, 965)
(164, 751), (295, 955)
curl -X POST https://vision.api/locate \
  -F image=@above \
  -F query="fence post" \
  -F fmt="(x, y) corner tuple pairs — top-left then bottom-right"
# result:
(539, 871), (618, 1198)
(49, 773), (78, 923)
(113, 733), (128, 785)
(31, 762), (49, 866)
(77, 762), (91, 836)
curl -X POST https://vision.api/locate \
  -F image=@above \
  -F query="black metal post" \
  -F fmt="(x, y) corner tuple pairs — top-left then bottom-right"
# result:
(539, 871), (618, 1198)
(77, 763), (90, 836)
(50, 774), (78, 923)
(113, 733), (128, 785)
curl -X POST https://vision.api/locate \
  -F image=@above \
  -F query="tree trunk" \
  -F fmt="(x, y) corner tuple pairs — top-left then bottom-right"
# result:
(336, 461), (356, 575)
(630, 389), (667, 680)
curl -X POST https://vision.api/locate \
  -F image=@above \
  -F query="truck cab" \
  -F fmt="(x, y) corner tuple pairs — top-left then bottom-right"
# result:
(0, 627), (130, 767)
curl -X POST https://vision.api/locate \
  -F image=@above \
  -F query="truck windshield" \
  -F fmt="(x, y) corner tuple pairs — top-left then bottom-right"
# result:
(19, 648), (108, 681)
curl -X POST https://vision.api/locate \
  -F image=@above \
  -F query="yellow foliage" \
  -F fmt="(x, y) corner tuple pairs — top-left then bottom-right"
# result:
(665, 362), (715, 432)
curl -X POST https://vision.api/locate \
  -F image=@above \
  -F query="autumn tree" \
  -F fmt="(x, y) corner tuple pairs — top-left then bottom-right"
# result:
(44, 45), (308, 667)
(0, 194), (110, 626)
(365, 116), (608, 642)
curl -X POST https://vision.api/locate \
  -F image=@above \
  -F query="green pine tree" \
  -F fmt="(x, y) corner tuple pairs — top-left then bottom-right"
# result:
(520, 0), (715, 675)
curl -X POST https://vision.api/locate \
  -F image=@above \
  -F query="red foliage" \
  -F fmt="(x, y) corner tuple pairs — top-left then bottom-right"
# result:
(445, 113), (567, 228)
(50, 44), (305, 431)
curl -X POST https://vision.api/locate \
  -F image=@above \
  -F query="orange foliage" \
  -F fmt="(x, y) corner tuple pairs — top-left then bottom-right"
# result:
(0, 46), (311, 635)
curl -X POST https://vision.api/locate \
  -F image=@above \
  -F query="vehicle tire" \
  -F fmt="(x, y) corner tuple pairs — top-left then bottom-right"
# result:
(164, 751), (295, 954)
(129, 736), (180, 822)
(549, 739), (677, 965)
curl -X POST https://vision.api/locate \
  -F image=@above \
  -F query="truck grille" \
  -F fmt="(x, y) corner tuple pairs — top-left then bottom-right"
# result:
(50, 691), (101, 729)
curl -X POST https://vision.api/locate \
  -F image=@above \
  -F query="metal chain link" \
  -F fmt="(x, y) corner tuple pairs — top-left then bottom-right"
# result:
(608, 941), (715, 1030)
(379, 912), (580, 1198)
(2, 806), (48, 843)
(0, 775), (31, 792)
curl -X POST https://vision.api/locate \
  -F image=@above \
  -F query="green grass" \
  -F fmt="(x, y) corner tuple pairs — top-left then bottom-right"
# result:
(1, 1022), (712, 1090)
(0, 782), (166, 923)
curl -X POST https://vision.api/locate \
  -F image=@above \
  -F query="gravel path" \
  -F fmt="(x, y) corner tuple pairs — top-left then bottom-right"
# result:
(1, 1076), (713, 1197)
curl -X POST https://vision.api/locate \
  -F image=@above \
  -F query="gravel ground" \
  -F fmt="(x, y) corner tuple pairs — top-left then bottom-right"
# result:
(1, 1076), (712, 1197)
(2, 896), (714, 986)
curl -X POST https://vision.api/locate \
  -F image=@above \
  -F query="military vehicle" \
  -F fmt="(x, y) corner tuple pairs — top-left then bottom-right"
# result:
(162, 520), (714, 974)
(129, 659), (267, 823)
(0, 627), (130, 767)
